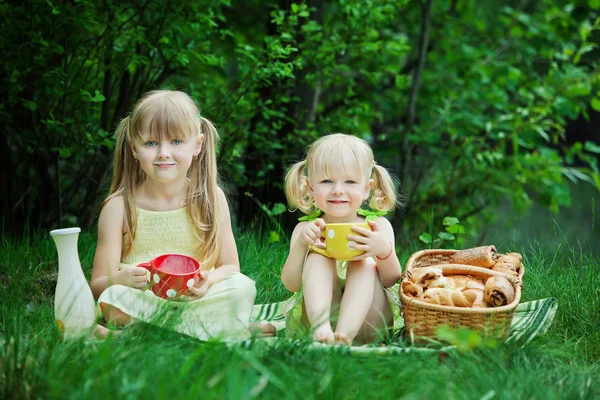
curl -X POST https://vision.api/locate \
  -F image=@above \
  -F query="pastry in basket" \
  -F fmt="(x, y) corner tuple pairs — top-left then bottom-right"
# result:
(484, 276), (515, 307)
(427, 276), (456, 289)
(496, 254), (522, 267)
(491, 262), (519, 277)
(445, 275), (485, 291)
(449, 245), (497, 268)
(401, 281), (424, 298)
(506, 252), (523, 263)
(462, 288), (486, 308)
(409, 267), (443, 287)
(419, 288), (482, 308)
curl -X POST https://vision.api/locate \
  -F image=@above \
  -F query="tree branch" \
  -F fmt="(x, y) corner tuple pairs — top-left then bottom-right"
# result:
(399, 0), (433, 179)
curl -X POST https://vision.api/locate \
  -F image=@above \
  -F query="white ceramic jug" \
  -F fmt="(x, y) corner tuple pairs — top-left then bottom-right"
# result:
(50, 227), (97, 339)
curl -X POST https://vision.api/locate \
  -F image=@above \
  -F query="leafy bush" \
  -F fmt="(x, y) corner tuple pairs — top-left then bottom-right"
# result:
(1, 0), (598, 243)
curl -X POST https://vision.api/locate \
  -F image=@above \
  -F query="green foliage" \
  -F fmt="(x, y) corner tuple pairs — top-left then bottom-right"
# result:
(1, 0), (599, 242)
(419, 215), (466, 248)
(435, 325), (498, 353)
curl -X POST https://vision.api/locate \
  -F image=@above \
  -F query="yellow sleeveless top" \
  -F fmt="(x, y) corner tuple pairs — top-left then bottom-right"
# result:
(121, 207), (203, 269)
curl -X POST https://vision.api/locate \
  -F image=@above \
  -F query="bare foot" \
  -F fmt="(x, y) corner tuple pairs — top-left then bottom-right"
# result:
(249, 322), (276, 337)
(91, 324), (121, 340)
(334, 332), (352, 346)
(313, 324), (335, 344)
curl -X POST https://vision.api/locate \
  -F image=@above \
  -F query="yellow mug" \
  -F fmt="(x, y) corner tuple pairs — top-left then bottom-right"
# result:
(321, 222), (371, 261)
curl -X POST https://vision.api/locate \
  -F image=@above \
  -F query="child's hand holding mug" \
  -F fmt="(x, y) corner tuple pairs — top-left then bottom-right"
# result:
(348, 220), (393, 261)
(300, 218), (326, 246)
(117, 264), (149, 289)
(185, 271), (211, 299)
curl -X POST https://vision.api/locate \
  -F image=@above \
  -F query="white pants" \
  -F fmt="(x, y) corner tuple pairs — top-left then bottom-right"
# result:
(98, 272), (256, 341)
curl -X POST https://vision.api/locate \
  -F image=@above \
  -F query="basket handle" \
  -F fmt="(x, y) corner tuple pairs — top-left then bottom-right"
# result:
(400, 270), (412, 282)
(513, 277), (524, 288)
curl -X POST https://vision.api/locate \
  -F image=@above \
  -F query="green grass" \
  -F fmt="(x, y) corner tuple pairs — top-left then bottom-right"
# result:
(1, 228), (599, 399)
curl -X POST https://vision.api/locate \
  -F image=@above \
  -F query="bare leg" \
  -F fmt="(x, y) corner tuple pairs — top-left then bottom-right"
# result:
(91, 324), (121, 339)
(100, 302), (133, 327)
(334, 258), (378, 344)
(354, 278), (394, 345)
(302, 253), (338, 343)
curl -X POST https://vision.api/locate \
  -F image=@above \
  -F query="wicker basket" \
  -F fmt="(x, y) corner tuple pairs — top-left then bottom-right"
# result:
(400, 249), (524, 341)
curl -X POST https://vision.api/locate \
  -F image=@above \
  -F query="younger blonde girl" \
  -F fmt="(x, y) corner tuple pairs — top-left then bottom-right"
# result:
(282, 133), (402, 345)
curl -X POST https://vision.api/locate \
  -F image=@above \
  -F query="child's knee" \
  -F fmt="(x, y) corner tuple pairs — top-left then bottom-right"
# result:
(304, 253), (335, 276)
(306, 252), (334, 264)
(225, 272), (257, 300)
(99, 302), (131, 326)
(348, 258), (377, 272)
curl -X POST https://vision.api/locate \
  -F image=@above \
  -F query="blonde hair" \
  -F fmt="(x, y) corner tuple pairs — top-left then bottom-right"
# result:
(103, 90), (222, 268)
(285, 133), (398, 215)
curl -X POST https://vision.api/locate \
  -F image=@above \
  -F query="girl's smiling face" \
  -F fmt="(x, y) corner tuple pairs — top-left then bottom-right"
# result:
(308, 165), (373, 223)
(131, 116), (203, 185)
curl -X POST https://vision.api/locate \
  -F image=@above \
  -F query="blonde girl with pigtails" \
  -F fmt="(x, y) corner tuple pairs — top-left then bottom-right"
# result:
(90, 90), (274, 340)
(281, 133), (402, 345)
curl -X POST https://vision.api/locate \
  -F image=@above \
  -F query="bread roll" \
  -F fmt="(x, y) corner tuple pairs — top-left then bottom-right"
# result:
(445, 275), (485, 291)
(506, 252), (523, 263)
(491, 262), (519, 277)
(463, 288), (486, 308)
(427, 276), (456, 290)
(409, 267), (443, 287)
(484, 276), (515, 307)
(401, 281), (423, 298)
(496, 255), (521, 267)
(449, 245), (497, 268)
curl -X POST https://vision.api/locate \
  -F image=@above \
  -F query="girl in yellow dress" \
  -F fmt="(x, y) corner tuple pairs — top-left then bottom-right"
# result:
(282, 133), (402, 345)
(90, 90), (273, 341)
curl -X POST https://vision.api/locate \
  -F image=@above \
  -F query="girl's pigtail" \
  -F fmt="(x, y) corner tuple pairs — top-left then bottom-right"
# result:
(104, 116), (139, 257)
(369, 164), (398, 212)
(284, 161), (314, 214)
(188, 116), (221, 268)
(108, 117), (131, 195)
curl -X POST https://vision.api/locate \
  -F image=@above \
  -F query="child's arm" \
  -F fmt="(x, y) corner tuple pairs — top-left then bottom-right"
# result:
(349, 217), (402, 288)
(90, 195), (147, 299)
(200, 188), (240, 286)
(281, 219), (325, 292)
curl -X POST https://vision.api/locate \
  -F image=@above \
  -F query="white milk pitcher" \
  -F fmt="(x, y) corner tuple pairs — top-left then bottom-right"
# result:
(50, 227), (97, 339)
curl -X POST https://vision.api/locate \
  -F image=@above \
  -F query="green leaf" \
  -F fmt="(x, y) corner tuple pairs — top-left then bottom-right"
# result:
(584, 141), (600, 154)
(58, 147), (72, 157)
(419, 232), (432, 244)
(301, 21), (322, 33)
(438, 232), (455, 241)
(22, 99), (37, 111)
(534, 126), (550, 142)
(446, 224), (465, 234)
(298, 209), (322, 221)
(91, 90), (105, 102)
(590, 97), (600, 112)
(270, 203), (286, 216)
(442, 216), (459, 226)
(566, 82), (591, 97)
(268, 231), (280, 243)
(562, 167), (593, 184)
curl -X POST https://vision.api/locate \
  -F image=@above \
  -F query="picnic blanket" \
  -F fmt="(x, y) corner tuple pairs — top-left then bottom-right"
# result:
(249, 297), (558, 353)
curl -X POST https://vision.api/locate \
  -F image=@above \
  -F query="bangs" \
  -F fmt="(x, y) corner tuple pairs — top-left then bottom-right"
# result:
(131, 92), (199, 141)
(308, 137), (371, 180)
